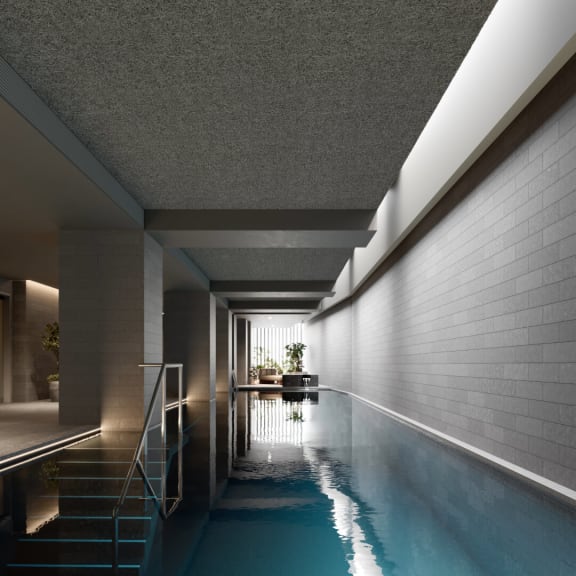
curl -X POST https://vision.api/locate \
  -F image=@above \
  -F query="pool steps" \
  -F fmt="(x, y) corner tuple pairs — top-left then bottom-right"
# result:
(4, 423), (190, 575)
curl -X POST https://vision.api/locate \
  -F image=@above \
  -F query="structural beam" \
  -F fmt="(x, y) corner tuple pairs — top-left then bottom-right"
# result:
(0, 57), (144, 226)
(211, 280), (335, 299)
(164, 248), (210, 292)
(228, 300), (320, 313)
(145, 209), (376, 248)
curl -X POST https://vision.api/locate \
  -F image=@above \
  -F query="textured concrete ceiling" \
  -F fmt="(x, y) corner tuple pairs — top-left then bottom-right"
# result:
(186, 248), (353, 281)
(0, 1), (497, 310)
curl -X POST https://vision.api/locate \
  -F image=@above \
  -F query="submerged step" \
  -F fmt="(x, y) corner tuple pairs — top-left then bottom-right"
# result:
(6, 562), (140, 576)
(53, 476), (162, 497)
(36, 516), (152, 539)
(54, 495), (153, 516)
(57, 461), (164, 477)
(12, 537), (145, 564)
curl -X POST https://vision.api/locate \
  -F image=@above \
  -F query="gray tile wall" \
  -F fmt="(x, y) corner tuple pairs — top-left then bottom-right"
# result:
(306, 302), (352, 390)
(164, 290), (216, 402)
(60, 231), (163, 430)
(308, 92), (576, 490)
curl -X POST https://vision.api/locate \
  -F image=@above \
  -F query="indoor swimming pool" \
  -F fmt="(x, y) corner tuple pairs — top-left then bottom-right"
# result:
(2, 391), (576, 575)
(186, 391), (576, 576)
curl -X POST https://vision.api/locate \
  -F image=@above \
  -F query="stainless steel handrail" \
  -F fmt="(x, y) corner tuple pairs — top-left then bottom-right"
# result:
(112, 362), (183, 572)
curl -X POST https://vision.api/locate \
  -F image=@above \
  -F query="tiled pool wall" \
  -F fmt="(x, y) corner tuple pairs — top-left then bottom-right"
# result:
(314, 393), (576, 576)
(307, 71), (576, 491)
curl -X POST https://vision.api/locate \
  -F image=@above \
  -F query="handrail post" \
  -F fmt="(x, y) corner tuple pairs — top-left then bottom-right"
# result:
(113, 515), (119, 575)
(111, 362), (184, 572)
(177, 363), (183, 510)
(161, 365), (167, 518)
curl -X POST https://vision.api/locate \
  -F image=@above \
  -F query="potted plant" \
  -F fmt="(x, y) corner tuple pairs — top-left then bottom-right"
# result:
(249, 366), (259, 384)
(41, 321), (59, 402)
(285, 342), (307, 373)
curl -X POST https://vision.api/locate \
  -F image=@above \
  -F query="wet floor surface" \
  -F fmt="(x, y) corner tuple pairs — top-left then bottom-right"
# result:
(0, 401), (98, 467)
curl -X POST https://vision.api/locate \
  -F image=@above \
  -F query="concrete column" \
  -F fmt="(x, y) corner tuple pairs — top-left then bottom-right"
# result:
(0, 294), (9, 403)
(216, 301), (232, 483)
(59, 231), (163, 430)
(164, 291), (216, 507)
(235, 317), (249, 456)
(164, 291), (216, 401)
(236, 318), (249, 387)
(215, 304), (232, 396)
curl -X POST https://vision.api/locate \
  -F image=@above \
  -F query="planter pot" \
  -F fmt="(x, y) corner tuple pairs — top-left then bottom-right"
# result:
(49, 381), (59, 402)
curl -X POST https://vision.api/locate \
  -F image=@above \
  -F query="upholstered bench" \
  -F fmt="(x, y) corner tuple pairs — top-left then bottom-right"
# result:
(258, 368), (282, 384)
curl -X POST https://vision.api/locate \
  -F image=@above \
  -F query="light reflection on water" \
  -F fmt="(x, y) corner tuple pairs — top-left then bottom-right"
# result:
(304, 446), (385, 576)
(188, 392), (576, 576)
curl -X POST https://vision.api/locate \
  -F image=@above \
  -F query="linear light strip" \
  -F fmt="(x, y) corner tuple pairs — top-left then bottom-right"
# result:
(39, 495), (152, 499)
(0, 430), (101, 474)
(18, 538), (146, 543)
(7, 564), (140, 569)
(59, 516), (152, 521)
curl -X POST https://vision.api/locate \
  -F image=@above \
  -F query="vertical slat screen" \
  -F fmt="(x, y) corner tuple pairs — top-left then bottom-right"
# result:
(251, 323), (304, 373)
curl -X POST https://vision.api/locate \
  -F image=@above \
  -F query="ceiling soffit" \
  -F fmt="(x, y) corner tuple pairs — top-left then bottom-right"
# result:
(0, 2), (497, 211)
(0, 2), (498, 309)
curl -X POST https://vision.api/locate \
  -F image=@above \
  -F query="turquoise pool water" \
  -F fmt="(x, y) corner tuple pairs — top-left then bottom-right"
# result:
(186, 392), (576, 576)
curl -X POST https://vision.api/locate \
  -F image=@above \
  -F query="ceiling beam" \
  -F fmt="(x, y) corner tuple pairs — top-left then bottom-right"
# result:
(164, 248), (210, 292)
(146, 209), (376, 248)
(228, 300), (320, 313)
(152, 229), (374, 248)
(146, 209), (376, 230)
(0, 57), (144, 227)
(211, 280), (335, 299)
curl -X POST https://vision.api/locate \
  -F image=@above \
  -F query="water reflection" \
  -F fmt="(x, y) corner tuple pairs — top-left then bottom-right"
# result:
(251, 397), (312, 446)
(26, 459), (60, 533)
(0, 458), (60, 537)
(249, 395), (388, 575)
(189, 392), (576, 576)
(248, 392), (576, 576)
(315, 393), (576, 576)
(304, 446), (386, 576)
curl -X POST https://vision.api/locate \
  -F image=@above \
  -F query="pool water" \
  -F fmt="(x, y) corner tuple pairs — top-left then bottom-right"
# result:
(186, 392), (576, 576)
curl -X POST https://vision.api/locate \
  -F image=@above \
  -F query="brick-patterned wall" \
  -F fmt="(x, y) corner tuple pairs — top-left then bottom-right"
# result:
(305, 303), (352, 391)
(308, 89), (576, 489)
(60, 231), (163, 429)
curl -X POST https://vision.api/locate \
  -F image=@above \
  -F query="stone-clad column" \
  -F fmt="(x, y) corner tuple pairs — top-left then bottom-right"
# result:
(216, 302), (232, 483)
(235, 317), (249, 456)
(59, 231), (163, 430)
(164, 290), (216, 507)
(236, 318), (249, 387)
(163, 291), (216, 402)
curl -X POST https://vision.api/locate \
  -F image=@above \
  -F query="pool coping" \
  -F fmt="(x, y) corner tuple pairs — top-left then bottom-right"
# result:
(336, 388), (576, 508)
(240, 384), (576, 507)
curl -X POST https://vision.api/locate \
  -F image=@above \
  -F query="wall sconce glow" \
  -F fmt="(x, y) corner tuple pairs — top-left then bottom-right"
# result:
(25, 280), (59, 296)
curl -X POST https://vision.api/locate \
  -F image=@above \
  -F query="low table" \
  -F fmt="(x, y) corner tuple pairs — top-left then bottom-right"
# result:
(281, 373), (319, 403)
